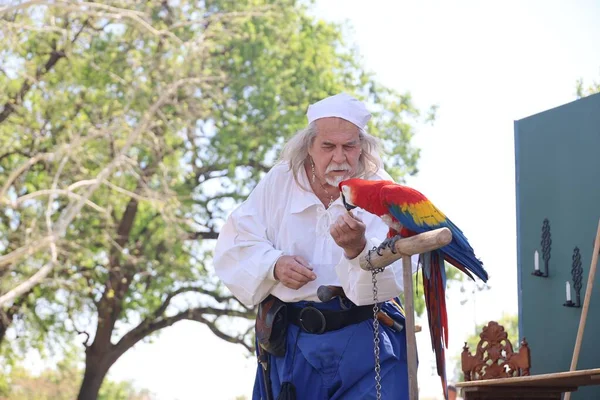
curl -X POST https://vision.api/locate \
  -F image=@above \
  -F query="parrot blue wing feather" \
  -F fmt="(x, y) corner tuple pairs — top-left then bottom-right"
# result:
(387, 204), (488, 282)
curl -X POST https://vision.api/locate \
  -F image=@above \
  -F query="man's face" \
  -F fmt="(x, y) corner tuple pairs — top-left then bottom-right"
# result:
(309, 117), (362, 187)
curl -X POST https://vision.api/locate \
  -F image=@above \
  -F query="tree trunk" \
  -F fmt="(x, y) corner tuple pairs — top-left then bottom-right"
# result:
(77, 350), (114, 400)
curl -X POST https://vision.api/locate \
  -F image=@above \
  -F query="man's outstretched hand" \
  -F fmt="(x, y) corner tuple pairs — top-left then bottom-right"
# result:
(330, 211), (366, 259)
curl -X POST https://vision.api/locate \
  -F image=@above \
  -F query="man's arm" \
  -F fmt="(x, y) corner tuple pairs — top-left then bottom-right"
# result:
(213, 168), (315, 307)
(213, 208), (283, 307)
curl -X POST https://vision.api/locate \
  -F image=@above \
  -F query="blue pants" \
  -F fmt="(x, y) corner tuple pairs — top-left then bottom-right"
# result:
(253, 298), (410, 400)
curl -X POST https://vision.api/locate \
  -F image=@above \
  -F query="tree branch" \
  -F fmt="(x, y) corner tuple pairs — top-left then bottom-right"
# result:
(0, 149), (34, 164)
(0, 129), (104, 201)
(188, 230), (219, 240)
(115, 305), (255, 356)
(0, 152), (56, 200)
(0, 49), (66, 124)
(194, 159), (271, 183)
(0, 262), (55, 306)
(0, 1), (182, 44)
(152, 286), (238, 319)
(12, 189), (109, 215)
(194, 314), (255, 354)
(75, 328), (91, 348)
(0, 235), (56, 270)
(102, 179), (164, 205)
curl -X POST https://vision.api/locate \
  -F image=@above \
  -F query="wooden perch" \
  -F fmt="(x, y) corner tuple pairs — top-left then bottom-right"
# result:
(359, 227), (453, 271)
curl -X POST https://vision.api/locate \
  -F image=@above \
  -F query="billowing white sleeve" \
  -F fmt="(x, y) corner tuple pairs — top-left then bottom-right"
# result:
(213, 181), (283, 308)
(335, 225), (420, 306)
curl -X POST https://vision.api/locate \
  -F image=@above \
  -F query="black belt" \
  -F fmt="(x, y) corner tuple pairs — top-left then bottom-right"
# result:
(288, 304), (374, 334)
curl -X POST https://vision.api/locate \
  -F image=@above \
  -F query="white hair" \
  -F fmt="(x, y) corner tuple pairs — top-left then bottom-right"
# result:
(278, 121), (383, 190)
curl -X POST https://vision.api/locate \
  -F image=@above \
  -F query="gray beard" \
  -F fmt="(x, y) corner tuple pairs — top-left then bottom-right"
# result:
(325, 174), (346, 187)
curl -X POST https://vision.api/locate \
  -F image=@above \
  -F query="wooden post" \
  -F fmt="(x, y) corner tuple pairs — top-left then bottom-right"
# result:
(403, 254), (419, 400)
(359, 227), (453, 400)
(564, 217), (600, 400)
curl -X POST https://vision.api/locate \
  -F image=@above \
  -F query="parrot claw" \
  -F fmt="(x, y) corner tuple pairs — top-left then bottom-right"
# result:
(376, 236), (401, 255)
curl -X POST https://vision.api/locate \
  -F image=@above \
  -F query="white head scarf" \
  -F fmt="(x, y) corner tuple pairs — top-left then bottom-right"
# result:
(306, 93), (371, 130)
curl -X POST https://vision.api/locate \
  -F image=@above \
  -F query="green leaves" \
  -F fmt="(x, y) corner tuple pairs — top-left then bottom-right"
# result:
(576, 76), (600, 98)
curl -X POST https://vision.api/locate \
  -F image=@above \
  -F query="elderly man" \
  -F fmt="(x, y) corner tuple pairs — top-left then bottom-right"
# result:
(214, 93), (417, 399)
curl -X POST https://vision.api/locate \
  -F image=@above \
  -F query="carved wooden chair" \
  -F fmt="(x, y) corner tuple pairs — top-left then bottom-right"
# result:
(461, 320), (531, 381)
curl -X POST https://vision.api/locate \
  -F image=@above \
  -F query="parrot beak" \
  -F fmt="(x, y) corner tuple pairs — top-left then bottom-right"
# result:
(341, 193), (357, 211)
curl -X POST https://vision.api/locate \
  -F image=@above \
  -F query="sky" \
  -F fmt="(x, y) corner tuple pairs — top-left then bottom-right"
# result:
(21, 1), (600, 399)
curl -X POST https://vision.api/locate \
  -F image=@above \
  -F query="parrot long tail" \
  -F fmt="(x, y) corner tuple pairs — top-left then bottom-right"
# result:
(421, 249), (449, 400)
(443, 219), (488, 282)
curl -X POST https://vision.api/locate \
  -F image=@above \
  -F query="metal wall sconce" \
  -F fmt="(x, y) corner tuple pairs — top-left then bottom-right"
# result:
(533, 218), (551, 277)
(564, 247), (583, 308)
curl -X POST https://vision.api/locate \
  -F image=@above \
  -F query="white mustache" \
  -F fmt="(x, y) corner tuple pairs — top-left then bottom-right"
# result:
(325, 163), (351, 173)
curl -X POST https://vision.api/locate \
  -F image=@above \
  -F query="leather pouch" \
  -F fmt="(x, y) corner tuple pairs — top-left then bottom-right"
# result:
(256, 295), (288, 357)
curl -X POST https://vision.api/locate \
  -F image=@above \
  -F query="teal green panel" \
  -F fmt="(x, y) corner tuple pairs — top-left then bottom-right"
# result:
(515, 93), (600, 400)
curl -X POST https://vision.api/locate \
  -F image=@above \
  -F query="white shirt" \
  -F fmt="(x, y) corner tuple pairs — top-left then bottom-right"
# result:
(213, 162), (418, 307)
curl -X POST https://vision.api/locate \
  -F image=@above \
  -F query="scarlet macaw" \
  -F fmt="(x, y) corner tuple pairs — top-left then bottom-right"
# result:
(339, 178), (488, 400)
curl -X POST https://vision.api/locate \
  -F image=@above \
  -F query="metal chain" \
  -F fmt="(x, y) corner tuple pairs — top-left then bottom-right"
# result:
(368, 247), (385, 400)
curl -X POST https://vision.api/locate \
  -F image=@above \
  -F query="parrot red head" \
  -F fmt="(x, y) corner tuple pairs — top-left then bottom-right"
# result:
(339, 178), (394, 217)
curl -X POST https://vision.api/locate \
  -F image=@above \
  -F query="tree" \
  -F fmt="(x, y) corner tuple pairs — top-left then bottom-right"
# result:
(576, 76), (600, 98)
(451, 313), (518, 383)
(0, 1), (431, 399)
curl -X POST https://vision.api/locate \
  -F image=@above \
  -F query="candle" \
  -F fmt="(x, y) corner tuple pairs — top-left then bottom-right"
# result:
(566, 281), (572, 302)
(534, 250), (539, 271)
